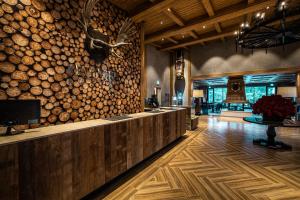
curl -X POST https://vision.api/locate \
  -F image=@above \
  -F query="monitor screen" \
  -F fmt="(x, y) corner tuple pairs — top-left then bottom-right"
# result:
(0, 100), (41, 126)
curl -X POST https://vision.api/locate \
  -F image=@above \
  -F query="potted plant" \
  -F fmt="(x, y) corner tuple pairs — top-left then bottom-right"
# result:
(252, 95), (296, 122)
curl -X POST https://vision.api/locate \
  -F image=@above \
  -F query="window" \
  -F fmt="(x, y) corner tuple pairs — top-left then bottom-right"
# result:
(208, 89), (214, 103)
(245, 86), (267, 103)
(213, 88), (227, 103)
(267, 87), (276, 96)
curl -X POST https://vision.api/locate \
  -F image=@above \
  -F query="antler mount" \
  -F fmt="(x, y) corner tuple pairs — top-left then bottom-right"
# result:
(79, 0), (136, 62)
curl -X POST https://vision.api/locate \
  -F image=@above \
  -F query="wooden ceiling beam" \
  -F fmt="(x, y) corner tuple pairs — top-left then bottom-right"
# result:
(151, 43), (162, 48)
(189, 31), (205, 45)
(246, 0), (256, 25)
(201, 0), (223, 34)
(160, 14), (300, 51)
(160, 30), (234, 51)
(166, 37), (179, 44)
(163, 8), (185, 26)
(145, 0), (276, 44)
(189, 30), (199, 39)
(132, 0), (176, 23)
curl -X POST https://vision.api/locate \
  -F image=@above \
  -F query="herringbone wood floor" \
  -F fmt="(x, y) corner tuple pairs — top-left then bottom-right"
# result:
(97, 116), (300, 200)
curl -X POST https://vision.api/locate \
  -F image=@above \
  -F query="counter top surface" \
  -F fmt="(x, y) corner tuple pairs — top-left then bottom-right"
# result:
(0, 107), (185, 146)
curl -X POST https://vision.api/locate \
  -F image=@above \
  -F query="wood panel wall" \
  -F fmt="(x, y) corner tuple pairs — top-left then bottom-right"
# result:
(0, 109), (186, 200)
(0, 0), (141, 126)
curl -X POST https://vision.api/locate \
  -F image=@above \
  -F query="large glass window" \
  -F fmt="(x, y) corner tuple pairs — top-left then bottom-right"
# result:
(245, 86), (267, 103)
(207, 86), (274, 104)
(213, 88), (227, 103)
(208, 88), (214, 103)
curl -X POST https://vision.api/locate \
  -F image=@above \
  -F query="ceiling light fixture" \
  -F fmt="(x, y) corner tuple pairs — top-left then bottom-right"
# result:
(167, 8), (171, 12)
(203, 25), (206, 29)
(235, 0), (300, 52)
(160, 21), (164, 25)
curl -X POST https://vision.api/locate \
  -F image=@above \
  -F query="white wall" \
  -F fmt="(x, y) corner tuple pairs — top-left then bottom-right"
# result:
(146, 45), (170, 105)
(191, 39), (300, 76)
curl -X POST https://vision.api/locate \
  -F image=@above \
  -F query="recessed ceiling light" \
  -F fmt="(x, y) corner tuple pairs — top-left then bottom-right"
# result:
(234, 31), (238, 35)
(161, 38), (165, 41)
(160, 21), (164, 25)
(167, 8), (171, 12)
(266, 6), (270, 9)
(203, 25), (206, 29)
(182, 35), (185, 38)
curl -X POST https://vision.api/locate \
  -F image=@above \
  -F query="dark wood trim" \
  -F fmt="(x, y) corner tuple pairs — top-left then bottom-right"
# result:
(140, 22), (146, 110)
(187, 50), (192, 106)
(192, 66), (300, 80)
(297, 73), (300, 101)
(170, 53), (174, 105)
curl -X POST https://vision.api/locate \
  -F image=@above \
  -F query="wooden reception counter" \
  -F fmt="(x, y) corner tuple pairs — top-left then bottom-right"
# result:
(0, 108), (186, 199)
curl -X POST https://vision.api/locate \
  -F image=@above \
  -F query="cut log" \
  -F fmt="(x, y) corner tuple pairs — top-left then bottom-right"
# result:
(30, 86), (42, 95)
(12, 33), (29, 46)
(59, 112), (70, 122)
(29, 77), (41, 86)
(21, 56), (34, 65)
(0, 89), (8, 100)
(11, 70), (28, 80)
(0, 62), (15, 73)
(6, 87), (21, 97)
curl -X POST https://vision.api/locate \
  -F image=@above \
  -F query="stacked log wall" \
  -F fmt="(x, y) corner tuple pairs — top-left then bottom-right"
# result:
(0, 0), (142, 126)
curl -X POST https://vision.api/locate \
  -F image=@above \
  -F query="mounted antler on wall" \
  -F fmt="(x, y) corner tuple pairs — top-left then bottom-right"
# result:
(79, 0), (137, 63)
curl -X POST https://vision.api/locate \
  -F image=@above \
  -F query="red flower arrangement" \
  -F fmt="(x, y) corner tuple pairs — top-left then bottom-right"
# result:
(252, 95), (296, 121)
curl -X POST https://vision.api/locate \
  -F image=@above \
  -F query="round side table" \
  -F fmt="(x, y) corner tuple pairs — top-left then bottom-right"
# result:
(243, 117), (300, 150)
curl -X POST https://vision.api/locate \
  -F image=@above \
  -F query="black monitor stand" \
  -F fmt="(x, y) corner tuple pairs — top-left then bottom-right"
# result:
(1, 121), (24, 136)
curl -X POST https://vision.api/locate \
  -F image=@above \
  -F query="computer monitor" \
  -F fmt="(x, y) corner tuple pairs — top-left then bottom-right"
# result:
(0, 100), (40, 135)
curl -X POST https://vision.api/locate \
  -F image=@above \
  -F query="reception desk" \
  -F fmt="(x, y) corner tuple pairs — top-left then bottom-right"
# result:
(0, 108), (186, 199)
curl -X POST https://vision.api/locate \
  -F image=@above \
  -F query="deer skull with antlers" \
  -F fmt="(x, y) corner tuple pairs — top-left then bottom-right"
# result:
(79, 0), (136, 63)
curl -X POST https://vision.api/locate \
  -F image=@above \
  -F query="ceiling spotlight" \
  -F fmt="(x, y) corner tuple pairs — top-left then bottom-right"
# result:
(234, 31), (238, 35)
(266, 6), (270, 10)
(182, 35), (185, 38)
(160, 21), (164, 25)
(240, 23), (245, 27)
(280, 1), (287, 10)
(161, 38), (165, 41)
(256, 12), (261, 18)
(203, 25), (206, 29)
(167, 8), (171, 12)
(261, 12), (265, 19)
(245, 22), (249, 28)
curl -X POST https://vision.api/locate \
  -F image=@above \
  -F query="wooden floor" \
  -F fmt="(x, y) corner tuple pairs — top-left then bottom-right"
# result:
(93, 116), (300, 200)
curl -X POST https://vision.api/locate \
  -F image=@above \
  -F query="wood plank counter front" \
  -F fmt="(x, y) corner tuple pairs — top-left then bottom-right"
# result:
(0, 108), (186, 200)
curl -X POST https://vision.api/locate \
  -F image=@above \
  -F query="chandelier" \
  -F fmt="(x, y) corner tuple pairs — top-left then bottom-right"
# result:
(235, 0), (300, 52)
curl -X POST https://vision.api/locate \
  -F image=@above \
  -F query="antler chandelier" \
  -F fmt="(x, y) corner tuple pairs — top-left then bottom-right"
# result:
(235, 0), (300, 52)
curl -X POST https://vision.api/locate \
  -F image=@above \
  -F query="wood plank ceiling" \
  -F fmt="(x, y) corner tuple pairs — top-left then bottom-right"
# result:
(109, 0), (299, 51)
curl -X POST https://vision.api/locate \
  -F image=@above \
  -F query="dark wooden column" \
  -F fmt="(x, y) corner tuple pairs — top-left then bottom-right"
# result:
(296, 73), (300, 103)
